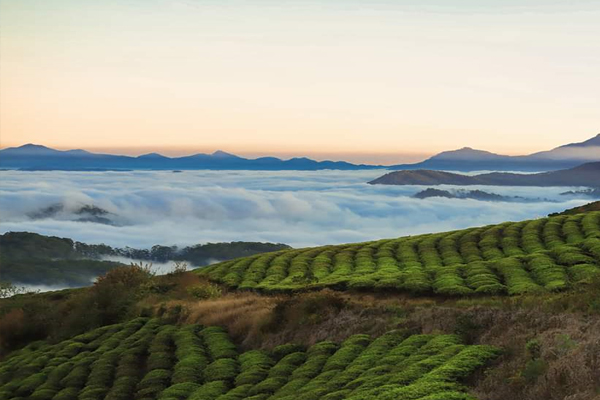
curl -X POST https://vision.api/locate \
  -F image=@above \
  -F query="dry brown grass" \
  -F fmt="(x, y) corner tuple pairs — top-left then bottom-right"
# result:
(465, 308), (600, 400)
(157, 289), (600, 400)
(184, 293), (278, 346)
(157, 292), (278, 347)
(157, 290), (393, 350)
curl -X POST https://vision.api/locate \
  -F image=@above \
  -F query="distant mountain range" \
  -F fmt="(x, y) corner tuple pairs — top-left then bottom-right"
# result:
(1, 134), (599, 171)
(0, 144), (383, 171)
(370, 161), (600, 187)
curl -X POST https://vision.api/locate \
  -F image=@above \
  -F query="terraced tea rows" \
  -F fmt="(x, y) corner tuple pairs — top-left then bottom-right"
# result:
(0, 318), (499, 400)
(199, 212), (600, 295)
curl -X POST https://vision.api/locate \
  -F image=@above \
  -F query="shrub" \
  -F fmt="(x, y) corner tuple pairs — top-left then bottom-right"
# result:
(172, 356), (208, 384)
(522, 358), (548, 383)
(187, 283), (223, 300)
(158, 382), (201, 399)
(201, 327), (238, 360)
(188, 380), (229, 400)
(215, 384), (252, 400)
(204, 358), (239, 382)
(235, 351), (273, 386)
(271, 344), (305, 361)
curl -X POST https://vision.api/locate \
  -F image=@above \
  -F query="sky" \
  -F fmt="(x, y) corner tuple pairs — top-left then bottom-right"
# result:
(1, 0), (599, 163)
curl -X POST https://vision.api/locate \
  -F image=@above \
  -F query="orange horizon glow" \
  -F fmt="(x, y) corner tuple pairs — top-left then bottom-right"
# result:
(0, 139), (590, 165)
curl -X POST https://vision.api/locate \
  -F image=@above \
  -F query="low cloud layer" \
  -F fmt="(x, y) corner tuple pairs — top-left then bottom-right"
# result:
(0, 170), (591, 248)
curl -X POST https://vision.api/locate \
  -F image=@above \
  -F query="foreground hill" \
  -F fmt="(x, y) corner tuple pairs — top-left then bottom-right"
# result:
(0, 317), (499, 400)
(389, 134), (600, 172)
(199, 212), (600, 295)
(369, 161), (600, 187)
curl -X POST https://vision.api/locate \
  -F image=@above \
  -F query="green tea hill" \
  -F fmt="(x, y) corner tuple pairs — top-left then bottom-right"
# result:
(551, 201), (600, 216)
(199, 212), (600, 295)
(0, 318), (500, 400)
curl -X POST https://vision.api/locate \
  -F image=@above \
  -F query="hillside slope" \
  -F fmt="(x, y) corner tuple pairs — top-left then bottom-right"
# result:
(198, 212), (600, 295)
(0, 232), (290, 286)
(551, 201), (600, 216)
(0, 318), (499, 400)
(369, 162), (600, 187)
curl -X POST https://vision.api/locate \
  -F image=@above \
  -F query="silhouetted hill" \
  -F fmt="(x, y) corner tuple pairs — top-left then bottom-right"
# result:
(390, 134), (600, 172)
(370, 161), (600, 187)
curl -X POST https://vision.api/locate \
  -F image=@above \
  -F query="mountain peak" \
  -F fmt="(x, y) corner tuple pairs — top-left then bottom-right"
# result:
(20, 143), (51, 150)
(0, 143), (60, 155)
(65, 149), (91, 155)
(138, 152), (168, 159)
(430, 147), (504, 161)
(212, 150), (238, 158)
(560, 134), (600, 148)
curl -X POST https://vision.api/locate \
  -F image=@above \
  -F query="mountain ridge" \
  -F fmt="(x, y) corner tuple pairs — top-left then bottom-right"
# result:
(0, 144), (384, 171)
(1, 134), (599, 171)
(389, 133), (600, 172)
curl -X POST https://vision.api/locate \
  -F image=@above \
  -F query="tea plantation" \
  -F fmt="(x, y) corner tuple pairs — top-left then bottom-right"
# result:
(0, 318), (500, 400)
(199, 212), (600, 295)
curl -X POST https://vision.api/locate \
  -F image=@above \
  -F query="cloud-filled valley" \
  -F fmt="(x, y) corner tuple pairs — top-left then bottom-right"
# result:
(0, 170), (593, 249)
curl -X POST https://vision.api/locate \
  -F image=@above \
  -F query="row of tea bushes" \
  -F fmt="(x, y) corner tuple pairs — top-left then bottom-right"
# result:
(199, 212), (600, 295)
(0, 319), (500, 400)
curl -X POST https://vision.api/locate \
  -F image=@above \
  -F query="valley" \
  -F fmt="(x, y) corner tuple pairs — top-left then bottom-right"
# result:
(2, 1), (599, 398)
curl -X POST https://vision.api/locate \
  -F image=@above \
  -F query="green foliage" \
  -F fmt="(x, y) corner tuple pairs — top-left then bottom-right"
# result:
(521, 359), (548, 383)
(199, 212), (600, 296)
(525, 339), (541, 359)
(201, 327), (238, 360)
(271, 344), (305, 361)
(204, 359), (239, 382)
(235, 351), (273, 386)
(0, 321), (499, 400)
(187, 283), (223, 299)
(188, 380), (229, 400)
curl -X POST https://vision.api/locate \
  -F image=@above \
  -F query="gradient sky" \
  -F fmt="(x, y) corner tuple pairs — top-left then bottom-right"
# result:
(1, 0), (599, 163)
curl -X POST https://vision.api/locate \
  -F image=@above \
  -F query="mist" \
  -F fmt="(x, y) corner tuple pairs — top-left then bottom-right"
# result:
(100, 256), (185, 275)
(0, 170), (591, 249)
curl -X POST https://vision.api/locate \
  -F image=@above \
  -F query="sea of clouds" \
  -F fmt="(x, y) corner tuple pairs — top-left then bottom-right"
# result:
(0, 170), (592, 249)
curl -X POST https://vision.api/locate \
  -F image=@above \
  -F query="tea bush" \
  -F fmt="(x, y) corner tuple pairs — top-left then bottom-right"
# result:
(0, 320), (500, 400)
